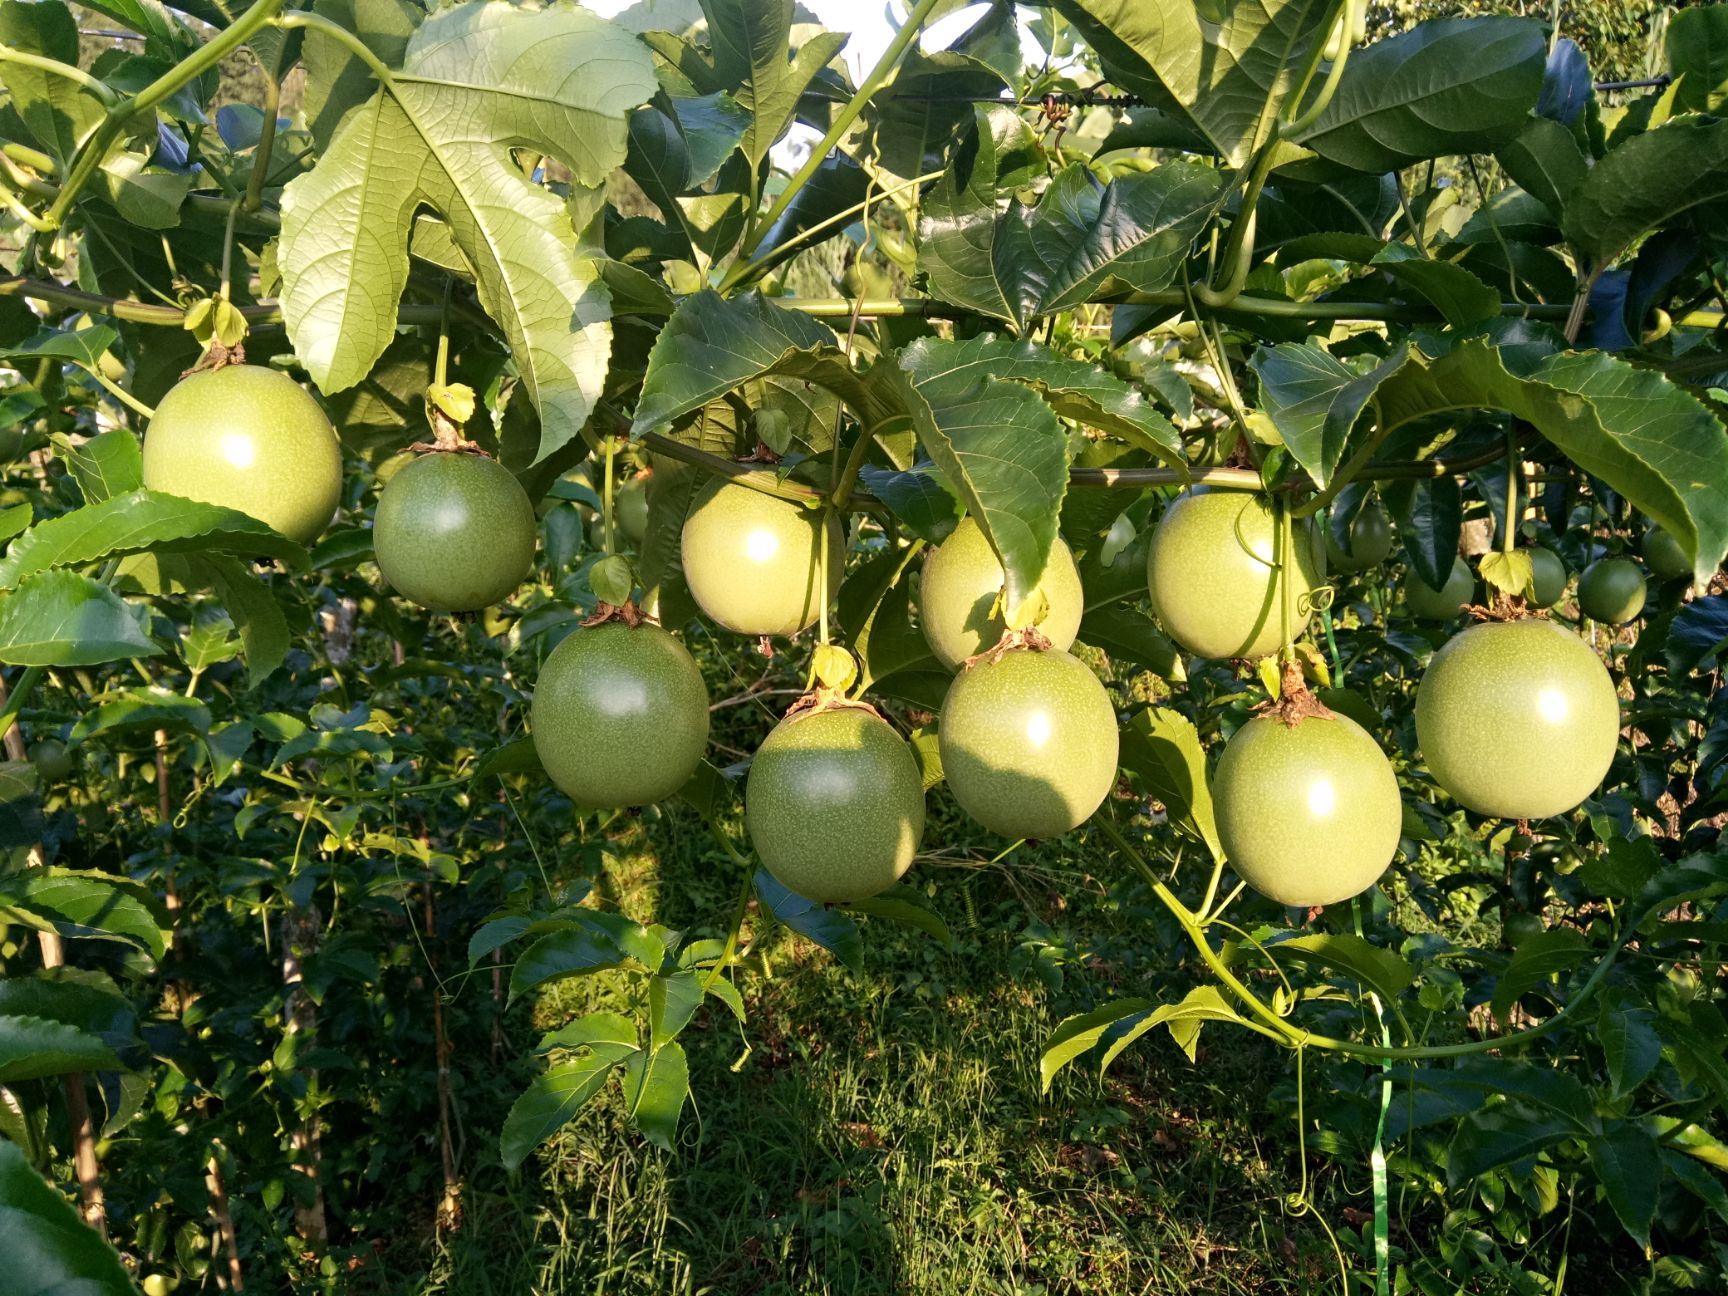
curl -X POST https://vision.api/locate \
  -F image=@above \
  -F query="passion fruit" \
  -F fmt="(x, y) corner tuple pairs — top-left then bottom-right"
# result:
(1578, 558), (1647, 624)
(746, 705), (924, 903)
(1414, 618), (1620, 820)
(141, 365), (343, 543)
(918, 517), (1084, 668)
(938, 647), (1119, 840)
(1402, 557), (1474, 621)
(30, 737), (76, 783)
(679, 476), (844, 637)
(1528, 545), (1567, 608)
(616, 472), (650, 546)
(1145, 490), (1324, 660)
(531, 622), (710, 808)
(1642, 526), (1691, 582)
(1214, 712), (1402, 907)
(1326, 500), (1394, 573)
(372, 453), (536, 611)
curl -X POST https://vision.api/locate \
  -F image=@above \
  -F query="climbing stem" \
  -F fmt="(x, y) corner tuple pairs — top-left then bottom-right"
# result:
(1278, 500), (1297, 664)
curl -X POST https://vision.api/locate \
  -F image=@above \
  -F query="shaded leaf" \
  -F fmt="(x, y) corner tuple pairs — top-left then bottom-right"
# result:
(621, 1039), (689, 1150)
(498, 1042), (636, 1170)
(0, 1014), (119, 1082)
(0, 1138), (137, 1292)
(753, 869), (863, 969)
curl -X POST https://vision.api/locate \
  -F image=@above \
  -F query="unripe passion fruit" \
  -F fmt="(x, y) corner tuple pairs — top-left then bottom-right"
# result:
(616, 472), (650, 546)
(679, 477), (844, 636)
(141, 365), (343, 543)
(746, 706), (924, 903)
(30, 737), (75, 783)
(1414, 618), (1619, 820)
(1528, 545), (1567, 608)
(373, 454), (536, 612)
(1578, 558), (1647, 624)
(1402, 557), (1474, 621)
(531, 623), (710, 808)
(1214, 713), (1402, 907)
(1642, 526), (1691, 581)
(918, 517), (1084, 668)
(938, 647), (1118, 840)
(1326, 500), (1393, 573)
(1146, 490), (1323, 660)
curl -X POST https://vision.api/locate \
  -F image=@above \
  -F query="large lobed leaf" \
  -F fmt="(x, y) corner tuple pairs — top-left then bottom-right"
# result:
(279, 1), (659, 463)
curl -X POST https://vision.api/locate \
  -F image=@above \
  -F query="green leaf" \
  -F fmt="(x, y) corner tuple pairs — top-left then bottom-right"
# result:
(1269, 933), (1415, 1004)
(1447, 1104), (1573, 1185)
(1669, 5), (1728, 115)
(1098, 985), (1244, 1069)
(498, 1042), (636, 1170)
(0, 0), (105, 168)
(0, 505), (30, 548)
(1381, 474), (1460, 589)
(1041, 997), (1154, 1091)
(621, 1039), (689, 1150)
(752, 869), (863, 969)
(0, 867), (169, 960)
(279, 1), (659, 464)
(537, 1011), (638, 1054)
(469, 737), (544, 786)
(467, 915), (530, 968)
(68, 689), (210, 746)
(1369, 245), (1500, 329)
(847, 887), (955, 949)
(1563, 115), (1728, 270)
(699, 0), (845, 169)
(0, 761), (42, 848)
(1496, 116), (1588, 220)
(302, 0), (420, 150)
(647, 970), (703, 1050)
(0, 1014), (120, 1082)
(1052, 0), (1333, 167)
(189, 553), (291, 685)
(1588, 1122), (1662, 1249)
(1599, 997), (1663, 1099)
(1490, 927), (1586, 1025)
(50, 430), (142, 504)
(884, 337), (1071, 611)
(1077, 603), (1180, 676)
(0, 571), (160, 666)
(1250, 343), (1411, 488)
(1478, 549), (1534, 600)
(1296, 17), (1546, 172)
(0, 489), (306, 591)
(0, 326), (120, 373)
(835, 547), (940, 694)
(1374, 340), (1728, 584)
(508, 923), (628, 1003)
(1119, 707), (1222, 862)
(0, 1138), (138, 1293)
(1667, 595), (1728, 675)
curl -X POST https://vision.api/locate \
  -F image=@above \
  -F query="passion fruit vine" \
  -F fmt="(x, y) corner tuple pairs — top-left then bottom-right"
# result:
(1415, 617), (1620, 821)
(938, 642), (1119, 841)
(531, 618), (710, 809)
(918, 517), (1084, 669)
(373, 452), (537, 612)
(141, 364), (343, 544)
(746, 701), (925, 903)
(1146, 490), (1323, 660)
(680, 476), (844, 637)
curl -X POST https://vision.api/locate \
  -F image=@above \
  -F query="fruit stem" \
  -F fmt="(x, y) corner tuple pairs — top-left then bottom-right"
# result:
(1277, 500), (1296, 664)
(703, 837), (757, 993)
(602, 434), (617, 557)
(1502, 429), (1518, 555)
(817, 508), (831, 647)
(218, 198), (242, 304)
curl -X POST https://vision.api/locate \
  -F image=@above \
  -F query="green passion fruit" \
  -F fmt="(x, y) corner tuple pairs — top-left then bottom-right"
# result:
(1325, 500), (1394, 573)
(1414, 618), (1620, 820)
(616, 472), (651, 546)
(531, 622), (710, 808)
(746, 705), (925, 903)
(680, 477), (844, 637)
(1146, 490), (1323, 660)
(1528, 545), (1567, 608)
(918, 517), (1084, 669)
(141, 365), (343, 544)
(373, 453), (536, 612)
(1402, 557), (1474, 621)
(1642, 526), (1691, 582)
(1578, 558), (1647, 625)
(1214, 712), (1402, 908)
(938, 647), (1119, 840)
(30, 737), (76, 783)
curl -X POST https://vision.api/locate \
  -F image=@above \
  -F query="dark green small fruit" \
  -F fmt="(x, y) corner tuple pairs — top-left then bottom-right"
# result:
(1146, 490), (1324, 659)
(141, 365), (343, 543)
(30, 738), (75, 783)
(1214, 712), (1401, 907)
(1326, 500), (1393, 573)
(680, 476), (844, 636)
(531, 623), (710, 808)
(1415, 618), (1619, 820)
(938, 647), (1118, 840)
(1528, 546), (1567, 608)
(746, 706), (924, 903)
(1403, 557), (1474, 621)
(373, 453), (536, 611)
(1641, 527), (1691, 582)
(616, 473), (650, 546)
(1578, 557), (1646, 624)
(919, 517), (1083, 669)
